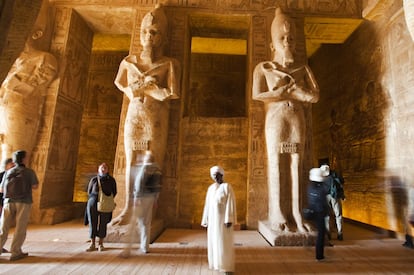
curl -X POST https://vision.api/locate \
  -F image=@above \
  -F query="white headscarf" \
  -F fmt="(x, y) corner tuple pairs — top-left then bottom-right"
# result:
(210, 165), (224, 180)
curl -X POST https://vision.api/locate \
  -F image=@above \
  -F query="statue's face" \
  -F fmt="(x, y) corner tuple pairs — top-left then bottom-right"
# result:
(271, 25), (295, 58)
(270, 16), (296, 66)
(140, 24), (163, 49)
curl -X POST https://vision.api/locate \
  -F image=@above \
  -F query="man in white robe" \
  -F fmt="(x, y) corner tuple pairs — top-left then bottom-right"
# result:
(201, 166), (237, 274)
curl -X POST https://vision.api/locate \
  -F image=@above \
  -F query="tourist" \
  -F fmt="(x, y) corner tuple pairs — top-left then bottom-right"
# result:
(85, 163), (117, 252)
(0, 150), (39, 261)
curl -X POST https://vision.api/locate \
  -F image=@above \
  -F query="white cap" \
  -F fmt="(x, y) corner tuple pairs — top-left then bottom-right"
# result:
(309, 168), (325, 182)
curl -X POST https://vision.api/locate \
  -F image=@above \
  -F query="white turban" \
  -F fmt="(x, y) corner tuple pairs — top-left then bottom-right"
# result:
(309, 167), (325, 182)
(320, 164), (330, 177)
(210, 165), (224, 180)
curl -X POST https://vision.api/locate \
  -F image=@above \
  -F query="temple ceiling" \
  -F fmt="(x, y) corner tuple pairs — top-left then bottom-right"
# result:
(51, 0), (387, 57)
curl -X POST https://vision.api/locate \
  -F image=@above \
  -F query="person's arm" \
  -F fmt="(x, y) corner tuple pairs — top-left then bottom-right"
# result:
(30, 169), (39, 190)
(112, 176), (117, 197)
(224, 184), (237, 228)
(201, 187), (211, 227)
(0, 172), (6, 193)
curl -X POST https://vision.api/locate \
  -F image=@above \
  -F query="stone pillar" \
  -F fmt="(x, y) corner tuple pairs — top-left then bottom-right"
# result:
(31, 7), (93, 224)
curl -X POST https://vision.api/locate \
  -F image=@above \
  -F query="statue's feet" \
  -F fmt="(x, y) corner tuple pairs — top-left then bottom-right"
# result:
(296, 224), (309, 233)
(271, 221), (290, 232)
(303, 223), (313, 232)
(110, 210), (130, 226)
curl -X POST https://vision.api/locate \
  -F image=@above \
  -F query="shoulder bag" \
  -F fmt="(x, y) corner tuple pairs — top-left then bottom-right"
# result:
(97, 176), (116, 213)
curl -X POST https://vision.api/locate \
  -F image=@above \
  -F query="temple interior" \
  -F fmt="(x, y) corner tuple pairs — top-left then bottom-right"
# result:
(1, 0), (414, 262)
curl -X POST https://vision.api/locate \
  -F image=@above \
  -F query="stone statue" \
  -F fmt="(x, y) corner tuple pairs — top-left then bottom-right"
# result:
(113, 4), (181, 224)
(252, 8), (319, 233)
(0, 7), (58, 163)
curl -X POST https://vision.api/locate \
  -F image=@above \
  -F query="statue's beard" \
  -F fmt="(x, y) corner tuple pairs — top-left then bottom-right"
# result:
(281, 48), (294, 66)
(140, 47), (153, 62)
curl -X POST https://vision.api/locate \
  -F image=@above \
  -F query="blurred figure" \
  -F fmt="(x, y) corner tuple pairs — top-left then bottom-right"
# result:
(320, 164), (345, 241)
(85, 163), (117, 252)
(201, 166), (237, 274)
(120, 151), (162, 258)
(403, 186), (414, 249)
(0, 150), (39, 261)
(307, 167), (329, 261)
(0, 158), (14, 215)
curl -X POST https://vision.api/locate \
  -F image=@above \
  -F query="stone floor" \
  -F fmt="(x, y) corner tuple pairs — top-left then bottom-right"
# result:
(0, 219), (413, 274)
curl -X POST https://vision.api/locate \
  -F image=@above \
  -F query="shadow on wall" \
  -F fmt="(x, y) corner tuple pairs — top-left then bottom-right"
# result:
(386, 174), (409, 234)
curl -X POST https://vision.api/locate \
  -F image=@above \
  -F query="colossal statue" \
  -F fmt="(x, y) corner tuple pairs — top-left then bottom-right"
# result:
(0, 7), (58, 163)
(113, 4), (181, 224)
(252, 8), (319, 233)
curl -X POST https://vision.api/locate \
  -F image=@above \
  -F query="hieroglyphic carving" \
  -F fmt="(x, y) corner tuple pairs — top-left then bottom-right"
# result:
(252, 16), (268, 65)
(60, 11), (93, 104)
(49, 99), (82, 171)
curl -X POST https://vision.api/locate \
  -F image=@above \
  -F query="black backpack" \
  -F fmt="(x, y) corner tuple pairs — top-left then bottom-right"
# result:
(330, 171), (345, 200)
(143, 170), (162, 193)
(6, 169), (29, 200)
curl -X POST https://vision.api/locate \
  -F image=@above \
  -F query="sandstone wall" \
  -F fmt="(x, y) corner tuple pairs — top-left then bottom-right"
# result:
(311, 1), (414, 235)
(1, 0), (365, 226)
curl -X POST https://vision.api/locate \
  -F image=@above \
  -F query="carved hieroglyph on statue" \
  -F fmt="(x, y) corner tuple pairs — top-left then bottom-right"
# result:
(113, 4), (181, 225)
(252, 8), (319, 236)
(0, 3), (58, 163)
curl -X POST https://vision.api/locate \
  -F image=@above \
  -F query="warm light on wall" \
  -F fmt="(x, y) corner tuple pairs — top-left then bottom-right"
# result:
(191, 37), (247, 55)
(92, 34), (131, 51)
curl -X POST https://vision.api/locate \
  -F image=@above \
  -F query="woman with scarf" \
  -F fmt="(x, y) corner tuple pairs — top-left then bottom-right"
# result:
(85, 163), (117, 252)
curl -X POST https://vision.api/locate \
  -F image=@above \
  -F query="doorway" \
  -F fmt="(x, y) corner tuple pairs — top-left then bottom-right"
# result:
(176, 14), (250, 227)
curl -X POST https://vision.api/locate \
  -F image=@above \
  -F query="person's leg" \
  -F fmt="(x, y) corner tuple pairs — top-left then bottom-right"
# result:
(10, 202), (31, 258)
(332, 198), (343, 239)
(86, 198), (98, 251)
(0, 201), (14, 252)
(120, 202), (138, 258)
(315, 213), (325, 260)
(138, 196), (155, 253)
(97, 212), (112, 251)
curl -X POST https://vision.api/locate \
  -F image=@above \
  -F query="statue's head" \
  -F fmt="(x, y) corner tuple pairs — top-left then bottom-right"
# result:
(270, 7), (296, 66)
(26, 0), (51, 50)
(140, 4), (168, 50)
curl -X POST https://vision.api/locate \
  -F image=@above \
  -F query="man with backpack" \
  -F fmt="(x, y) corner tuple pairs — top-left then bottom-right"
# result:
(320, 164), (345, 241)
(0, 150), (39, 261)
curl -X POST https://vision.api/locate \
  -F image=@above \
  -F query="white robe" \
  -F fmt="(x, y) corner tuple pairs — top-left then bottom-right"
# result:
(201, 182), (237, 272)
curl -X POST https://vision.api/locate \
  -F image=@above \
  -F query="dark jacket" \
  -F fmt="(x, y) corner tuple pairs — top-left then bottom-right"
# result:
(87, 174), (117, 198)
(307, 180), (329, 215)
(132, 162), (162, 198)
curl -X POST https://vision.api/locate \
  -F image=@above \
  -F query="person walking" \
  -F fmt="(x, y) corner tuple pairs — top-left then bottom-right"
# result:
(307, 167), (329, 261)
(85, 163), (117, 252)
(0, 158), (14, 215)
(120, 151), (162, 258)
(320, 164), (345, 241)
(0, 150), (39, 261)
(201, 166), (237, 274)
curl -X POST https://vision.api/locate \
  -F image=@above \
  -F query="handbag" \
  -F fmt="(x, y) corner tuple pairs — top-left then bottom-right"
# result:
(302, 208), (315, 221)
(97, 176), (116, 213)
